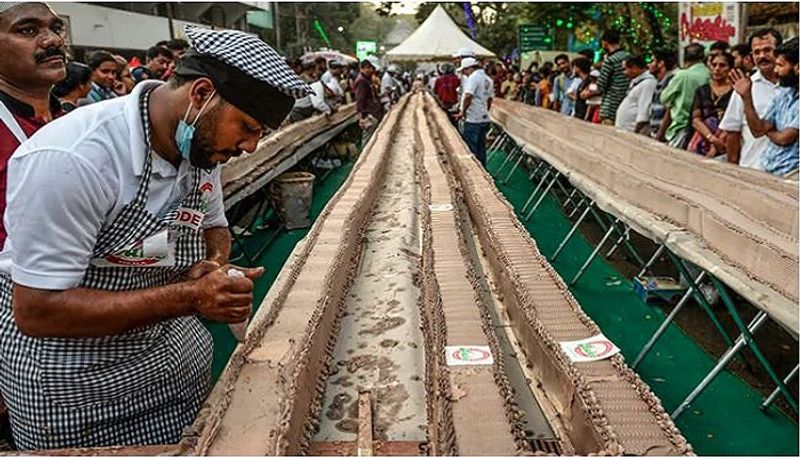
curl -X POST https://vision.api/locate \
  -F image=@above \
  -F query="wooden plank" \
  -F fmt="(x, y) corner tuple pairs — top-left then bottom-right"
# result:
(357, 391), (374, 457)
(309, 441), (426, 456)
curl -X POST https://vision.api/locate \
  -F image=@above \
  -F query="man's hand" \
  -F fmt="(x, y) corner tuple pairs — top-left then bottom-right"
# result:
(454, 112), (464, 121)
(729, 69), (752, 97)
(184, 260), (221, 281)
(191, 266), (264, 323)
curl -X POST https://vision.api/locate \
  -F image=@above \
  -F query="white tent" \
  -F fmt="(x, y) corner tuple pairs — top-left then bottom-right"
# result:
(385, 6), (496, 62)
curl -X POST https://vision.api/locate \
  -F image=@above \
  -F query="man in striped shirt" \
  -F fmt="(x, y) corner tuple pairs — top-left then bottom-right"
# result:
(581, 30), (629, 124)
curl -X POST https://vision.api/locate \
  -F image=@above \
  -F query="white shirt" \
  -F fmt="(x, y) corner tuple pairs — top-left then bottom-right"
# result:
(566, 76), (584, 116)
(0, 81), (227, 290)
(719, 70), (779, 169)
(615, 71), (658, 131)
(320, 70), (343, 98)
(309, 80), (333, 115)
(380, 73), (398, 102)
(463, 69), (494, 124)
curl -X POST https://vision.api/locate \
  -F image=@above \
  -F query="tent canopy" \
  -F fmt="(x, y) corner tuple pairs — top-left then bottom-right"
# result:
(385, 6), (496, 62)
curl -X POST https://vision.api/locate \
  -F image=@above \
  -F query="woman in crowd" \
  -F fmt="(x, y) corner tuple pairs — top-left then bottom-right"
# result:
(687, 52), (734, 157)
(52, 61), (92, 113)
(113, 55), (134, 96)
(82, 50), (119, 103)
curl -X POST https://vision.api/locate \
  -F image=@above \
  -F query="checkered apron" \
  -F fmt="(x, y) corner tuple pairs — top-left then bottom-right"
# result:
(0, 89), (213, 450)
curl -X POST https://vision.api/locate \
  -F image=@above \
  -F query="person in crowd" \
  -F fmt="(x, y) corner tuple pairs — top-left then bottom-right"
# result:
(52, 61), (92, 112)
(731, 43), (755, 74)
(492, 61), (506, 98)
(687, 52), (734, 157)
(577, 48), (595, 63)
(660, 43), (710, 148)
(510, 73), (522, 101)
(298, 61), (316, 84)
(131, 45), (173, 83)
(615, 55), (657, 134)
(0, 1), (66, 250)
(83, 50), (119, 103)
(320, 60), (344, 101)
(380, 64), (400, 109)
(113, 54), (134, 96)
(648, 48), (678, 141)
(161, 39), (189, 81)
(569, 57), (592, 119)
(537, 63), (554, 109)
(0, 26), (311, 449)
(434, 62), (460, 114)
(355, 56), (384, 145)
(707, 40), (730, 65)
(500, 71), (515, 99)
(313, 56), (327, 79)
(730, 37), (798, 175)
(309, 77), (338, 117)
(456, 57), (493, 165)
(720, 28), (782, 168)
(581, 30), (629, 124)
(585, 69), (603, 123)
(553, 53), (575, 115)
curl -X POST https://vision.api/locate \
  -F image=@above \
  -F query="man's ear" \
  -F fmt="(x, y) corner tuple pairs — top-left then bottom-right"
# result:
(188, 77), (216, 108)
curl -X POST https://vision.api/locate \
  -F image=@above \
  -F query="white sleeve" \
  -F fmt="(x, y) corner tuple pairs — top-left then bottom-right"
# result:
(310, 84), (331, 114)
(202, 168), (228, 229)
(636, 80), (657, 124)
(464, 74), (477, 95)
(6, 150), (112, 289)
(719, 92), (744, 132)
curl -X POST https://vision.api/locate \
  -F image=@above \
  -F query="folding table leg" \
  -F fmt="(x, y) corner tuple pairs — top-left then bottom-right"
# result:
(568, 194), (587, 218)
(569, 218), (619, 286)
(761, 365), (799, 411)
(709, 275), (799, 414)
(524, 171), (561, 221)
(521, 166), (552, 215)
(631, 271), (708, 369)
(550, 201), (594, 261)
(496, 144), (520, 174)
(672, 311), (769, 420)
(503, 147), (526, 184)
(637, 244), (666, 278)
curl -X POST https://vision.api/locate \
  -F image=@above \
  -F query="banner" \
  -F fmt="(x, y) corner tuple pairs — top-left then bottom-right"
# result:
(678, 2), (742, 64)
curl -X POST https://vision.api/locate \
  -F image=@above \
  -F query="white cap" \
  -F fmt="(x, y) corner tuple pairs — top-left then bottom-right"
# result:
(457, 57), (479, 73)
(0, 2), (48, 14)
(453, 46), (476, 58)
(589, 69), (600, 78)
(363, 55), (382, 71)
(387, 64), (399, 74)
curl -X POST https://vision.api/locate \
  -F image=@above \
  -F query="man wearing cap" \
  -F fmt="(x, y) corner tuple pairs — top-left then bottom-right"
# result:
(453, 47), (476, 110)
(355, 55), (384, 145)
(0, 26), (310, 450)
(380, 64), (400, 110)
(456, 57), (493, 165)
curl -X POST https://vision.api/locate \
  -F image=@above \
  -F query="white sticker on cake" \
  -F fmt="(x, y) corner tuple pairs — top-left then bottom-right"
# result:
(428, 203), (454, 212)
(445, 345), (494, 366)
(560, 334), (620, 363)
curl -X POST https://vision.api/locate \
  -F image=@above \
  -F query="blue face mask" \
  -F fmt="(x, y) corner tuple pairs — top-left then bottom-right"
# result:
(174, 91), (216, 161)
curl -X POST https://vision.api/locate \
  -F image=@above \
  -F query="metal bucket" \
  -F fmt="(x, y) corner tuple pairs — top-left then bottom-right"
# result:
(270, 171), (315, 230)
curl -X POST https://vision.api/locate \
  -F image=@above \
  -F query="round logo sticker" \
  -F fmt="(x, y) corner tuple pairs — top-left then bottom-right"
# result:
(573, 341), (615, 359)
(452, 347), (491, 362)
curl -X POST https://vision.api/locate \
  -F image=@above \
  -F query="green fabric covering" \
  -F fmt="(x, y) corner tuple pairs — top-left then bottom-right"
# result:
(205, 161), (355, 381)
(485, 149), (798, 456)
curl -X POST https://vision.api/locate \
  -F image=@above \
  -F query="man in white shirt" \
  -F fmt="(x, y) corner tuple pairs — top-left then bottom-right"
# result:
(456, 57), (493, 165)
(720, 28), (782, 168)
(320, 60), (344, 100)
(380, 64), (400, 109)
(615, 55), (657, 133)
(0, 26), (311, 450)
(309, 78), (337, 116)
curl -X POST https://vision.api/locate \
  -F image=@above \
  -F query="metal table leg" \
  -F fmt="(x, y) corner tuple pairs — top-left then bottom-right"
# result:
(524, 171), (560, 221)
(521, 166), (553, 215)
(761, 365), (799, 411)
(637, 244), (666, 278)
(569, 218), (619, 286)
(503, 147), (526, 184)
(550, 201), (595, 261)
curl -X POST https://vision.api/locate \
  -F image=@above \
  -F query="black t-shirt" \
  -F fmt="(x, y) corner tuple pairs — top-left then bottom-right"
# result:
(573, 77), (592, 120)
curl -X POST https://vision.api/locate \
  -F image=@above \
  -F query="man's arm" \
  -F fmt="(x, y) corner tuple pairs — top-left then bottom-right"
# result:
(766, 128), (799, 146)
(13, 266), (260, 338)
(460, 93), (473, 118)
(741, 91), (775, 137)
(725, 131), (743, 164)
(205, 227), (231, 265)
(487, 96), (493, 113)
(655, 109), (671, 141)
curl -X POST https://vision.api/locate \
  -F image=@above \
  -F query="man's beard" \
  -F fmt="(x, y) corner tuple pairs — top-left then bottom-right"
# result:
(189, 110), (220, 170)
(779, 72), (799, 89)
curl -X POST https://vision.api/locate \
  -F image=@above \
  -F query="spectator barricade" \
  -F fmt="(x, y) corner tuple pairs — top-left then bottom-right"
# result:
(489, 98), (798, 419)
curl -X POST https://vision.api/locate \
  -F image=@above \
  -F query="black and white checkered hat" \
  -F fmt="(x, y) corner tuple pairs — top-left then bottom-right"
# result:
(184, 25), (311, 98)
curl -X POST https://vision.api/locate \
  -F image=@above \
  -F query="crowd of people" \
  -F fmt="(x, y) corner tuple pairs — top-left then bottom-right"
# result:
(423, 29), (798, 176)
